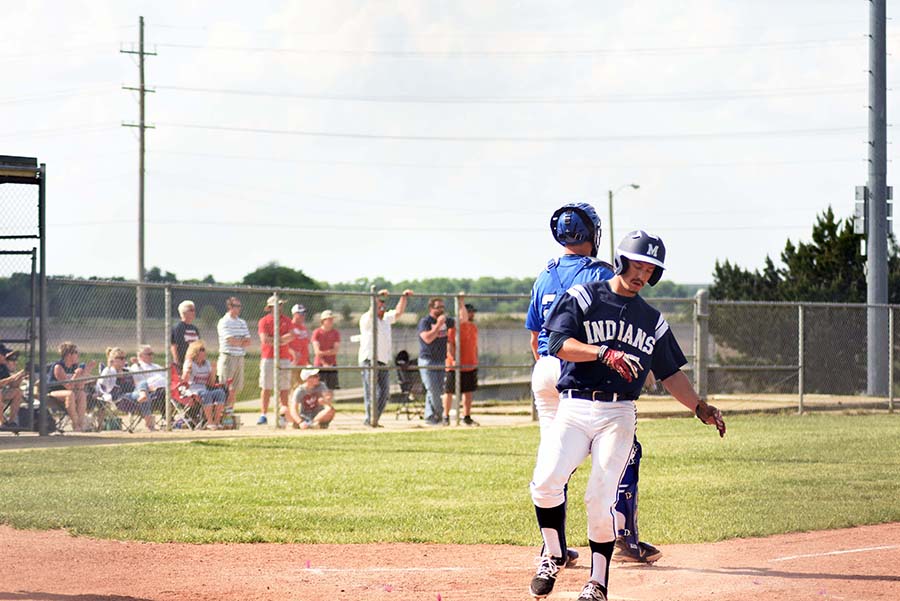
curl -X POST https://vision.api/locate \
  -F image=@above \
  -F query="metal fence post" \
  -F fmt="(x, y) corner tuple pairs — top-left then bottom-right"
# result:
(369, 285), (379, 427)
(798, 304), (805, 415)
(693, 290), (708, 398)
(889, 306), (895, 413)
(136, 280), (145, 351)
(453, 293), (463, 425)
(164, 285), (172, 430)
(273, 290), (280, 429)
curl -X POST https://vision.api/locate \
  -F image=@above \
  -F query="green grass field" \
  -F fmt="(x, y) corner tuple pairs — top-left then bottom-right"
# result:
(0, 413), (897, 545)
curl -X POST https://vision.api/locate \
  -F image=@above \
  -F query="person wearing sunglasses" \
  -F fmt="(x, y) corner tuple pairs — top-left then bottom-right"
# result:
(217, 297), (250, 409)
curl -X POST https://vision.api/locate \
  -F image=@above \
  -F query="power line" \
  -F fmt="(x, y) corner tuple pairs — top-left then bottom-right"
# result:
(149, 148), (862, 170)
(62, 219), (810, 233)
(153, 82), (876, 105)
(0, 124), (118, 138)
(155, 35), (872, 58)
(0, 87), (116, 106)
(159, 122), (866, 143)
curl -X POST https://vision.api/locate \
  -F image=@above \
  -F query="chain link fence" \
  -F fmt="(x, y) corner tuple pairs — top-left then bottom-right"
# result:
(707, 299), (896, 411)
(6, 275), (899, 433)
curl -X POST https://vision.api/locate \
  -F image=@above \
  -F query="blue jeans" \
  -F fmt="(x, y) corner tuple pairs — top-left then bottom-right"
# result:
(198, 388), (226, 406)
(418, 358), (446, 422)
(361, 360), (390, 424)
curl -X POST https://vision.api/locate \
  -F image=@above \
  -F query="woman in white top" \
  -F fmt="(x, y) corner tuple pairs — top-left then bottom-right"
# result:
(182, 340), (225, 429)
(97, 347), (156, 431)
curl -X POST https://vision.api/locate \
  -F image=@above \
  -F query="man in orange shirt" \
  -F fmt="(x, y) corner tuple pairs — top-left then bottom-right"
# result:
(443, 302), (479, 426)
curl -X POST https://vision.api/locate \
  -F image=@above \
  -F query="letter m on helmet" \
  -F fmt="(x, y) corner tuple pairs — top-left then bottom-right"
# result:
(646, 243), (660, 258)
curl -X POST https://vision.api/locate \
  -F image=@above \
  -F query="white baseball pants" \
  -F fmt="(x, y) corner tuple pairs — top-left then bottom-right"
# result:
(530, 397), (637, 542)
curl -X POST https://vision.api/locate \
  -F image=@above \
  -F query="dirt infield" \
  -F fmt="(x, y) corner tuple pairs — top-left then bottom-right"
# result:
(1, 523), (898, 601)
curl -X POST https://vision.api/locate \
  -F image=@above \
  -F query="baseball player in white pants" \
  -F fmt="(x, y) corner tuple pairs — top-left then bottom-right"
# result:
(528, 231), (726, 601)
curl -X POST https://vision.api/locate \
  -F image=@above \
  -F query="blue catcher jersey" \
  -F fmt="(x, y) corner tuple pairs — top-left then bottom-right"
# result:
(525, 255), (614, 356)
(544, 280), (687, 398)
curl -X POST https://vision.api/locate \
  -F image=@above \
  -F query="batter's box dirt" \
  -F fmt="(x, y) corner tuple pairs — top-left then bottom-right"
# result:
(0, 523), (897, 600)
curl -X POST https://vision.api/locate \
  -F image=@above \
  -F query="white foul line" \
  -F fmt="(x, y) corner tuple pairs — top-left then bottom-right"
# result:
(770, 544), (900, 562)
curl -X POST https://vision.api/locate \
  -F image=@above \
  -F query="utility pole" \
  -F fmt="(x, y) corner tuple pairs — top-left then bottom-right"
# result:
(122, 15), (156, 347)
(866, 0), (889, 396)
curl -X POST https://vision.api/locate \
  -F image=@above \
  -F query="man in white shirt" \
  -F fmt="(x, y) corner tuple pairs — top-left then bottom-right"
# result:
(358, 288), (413, 427)
(217, 296), (251, 408)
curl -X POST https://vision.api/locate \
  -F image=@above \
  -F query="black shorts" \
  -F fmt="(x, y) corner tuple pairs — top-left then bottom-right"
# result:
(319, 369), (340, 390)
(444, 369), (478, 394)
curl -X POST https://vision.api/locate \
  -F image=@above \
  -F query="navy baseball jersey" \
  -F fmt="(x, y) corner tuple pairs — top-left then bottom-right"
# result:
(525, 255), (614, 357)
(544, 280), (687, 398)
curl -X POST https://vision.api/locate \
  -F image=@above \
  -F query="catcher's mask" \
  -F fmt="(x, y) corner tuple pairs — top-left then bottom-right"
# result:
(613, 230), (666, 286)
(549, 202), (602, 258)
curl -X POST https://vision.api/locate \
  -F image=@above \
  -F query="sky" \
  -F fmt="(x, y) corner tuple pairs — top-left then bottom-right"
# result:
(1, 0), (897, 286)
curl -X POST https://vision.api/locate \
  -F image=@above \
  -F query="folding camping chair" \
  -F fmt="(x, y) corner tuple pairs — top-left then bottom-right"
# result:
(394, 350), (425, 420)
(168, 363), (205, 430)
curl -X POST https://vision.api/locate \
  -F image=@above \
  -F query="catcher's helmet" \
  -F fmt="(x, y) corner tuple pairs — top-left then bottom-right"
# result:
(549, 203), (602, 257)
(614, 230), (666, 286)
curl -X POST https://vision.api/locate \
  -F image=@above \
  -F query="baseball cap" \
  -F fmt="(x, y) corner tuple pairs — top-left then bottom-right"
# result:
(0, 343), (10, 355)
(291, 303), (306, 315)
(465, 303), (477, 313)
(265, 294), (285, 307)
(320, 309), (335, 320)
(300, 368), (320, 381)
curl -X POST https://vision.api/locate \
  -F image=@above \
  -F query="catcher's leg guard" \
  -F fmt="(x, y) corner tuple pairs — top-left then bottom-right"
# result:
(615, 437), (641, 547)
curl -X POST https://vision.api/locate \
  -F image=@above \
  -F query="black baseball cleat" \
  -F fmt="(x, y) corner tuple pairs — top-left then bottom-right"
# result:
(565, 547), (580, 567)
(613, 537), (663, 563)
(529, 555), (563, 599)
(576, 580), (608, 601)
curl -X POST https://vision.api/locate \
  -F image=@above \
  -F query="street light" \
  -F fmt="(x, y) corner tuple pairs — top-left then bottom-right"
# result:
(608, 183), (640, 263)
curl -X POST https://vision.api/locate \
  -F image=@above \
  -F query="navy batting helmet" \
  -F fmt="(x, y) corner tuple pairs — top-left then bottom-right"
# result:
(549, 203), (602, 258)
(614, 230), (666, 286)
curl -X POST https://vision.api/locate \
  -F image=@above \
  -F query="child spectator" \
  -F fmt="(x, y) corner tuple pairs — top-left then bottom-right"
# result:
(288, 304), (311, 390)
(312, 309), (341, 390)
(287, 368), (334, 430)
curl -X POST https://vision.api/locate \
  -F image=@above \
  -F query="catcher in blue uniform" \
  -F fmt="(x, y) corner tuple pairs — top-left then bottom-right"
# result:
(526, 205), (663, 568)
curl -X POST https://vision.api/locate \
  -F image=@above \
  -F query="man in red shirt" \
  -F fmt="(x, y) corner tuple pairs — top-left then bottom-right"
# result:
(257, 295), (295, 426)
(444, 302), (479, 426)
(312, 309), (341, 390)
(288, 304), (311, 390)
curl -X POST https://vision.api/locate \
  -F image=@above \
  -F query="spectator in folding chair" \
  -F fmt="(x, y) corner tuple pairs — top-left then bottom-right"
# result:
(48, 341), (96, 432)
(287, 368), (334, 430)
(0, 344), (25, 429)
(131, 345), (168, 418)
(182, 340), (226, 430)
(96, 347), (157, 432)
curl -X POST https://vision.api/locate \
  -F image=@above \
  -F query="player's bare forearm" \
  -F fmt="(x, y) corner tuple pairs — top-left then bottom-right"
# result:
(556, 337), (604, 363)
(529, 330), (539, 362)
(660, 371), (701, 412)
